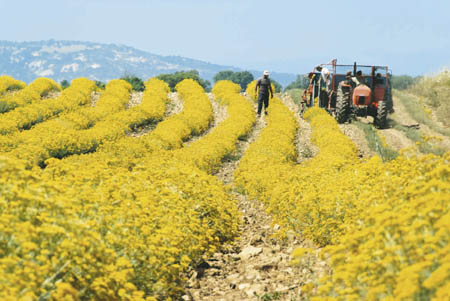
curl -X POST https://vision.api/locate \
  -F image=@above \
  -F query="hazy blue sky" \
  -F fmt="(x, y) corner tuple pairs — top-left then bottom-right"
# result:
(1, 0), (449, 75)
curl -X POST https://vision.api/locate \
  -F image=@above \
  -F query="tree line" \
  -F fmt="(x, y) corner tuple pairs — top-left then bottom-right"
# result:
(59, 70), (283, 93)
(59, 71), (421, 93)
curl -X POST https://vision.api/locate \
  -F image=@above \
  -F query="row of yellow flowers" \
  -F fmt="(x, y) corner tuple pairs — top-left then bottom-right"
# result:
(1, 79), (173, 168)
(233, 89), (450, 300)
(172, 80), (256, 174)
(51, 78), (212, 174)
(294, 109), (449, 299)
(0, 75), (26, 95)
(0, 78), (95, 135)
(0, 79), (130, 165)
(140, 78), (213, 151)
(0, 77), (59, 114)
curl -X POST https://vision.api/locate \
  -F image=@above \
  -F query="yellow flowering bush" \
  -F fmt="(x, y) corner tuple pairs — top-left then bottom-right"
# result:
(0, 77), (60, 113)
(0, 78), (241, 299)
(234, 95), (298, 200)
(234, 97), (450, 299)
(2, 76), (447, 300)
(0, 75), (26, 95)
(172, 80), (256, 173)
(1, 79), (171, 168)
(0, 78), (95, 135)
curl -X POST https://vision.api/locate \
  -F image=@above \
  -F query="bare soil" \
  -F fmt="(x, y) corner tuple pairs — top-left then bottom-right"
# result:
(339, 123), (377, 158)
(127, 91), (143, 108)
(90, 91), (101, 107)
(42, 91), (61, 100)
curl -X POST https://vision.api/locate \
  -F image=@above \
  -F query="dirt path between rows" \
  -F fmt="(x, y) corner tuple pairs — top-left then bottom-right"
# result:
(339, 122), (377, 158)
(184, 96), (326, 301)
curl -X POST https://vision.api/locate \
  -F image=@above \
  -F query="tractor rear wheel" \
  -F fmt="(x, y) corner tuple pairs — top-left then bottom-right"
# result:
(336, 86), (350, 124)
(385, 87), (394, 113)
(376, 101), (388, 128)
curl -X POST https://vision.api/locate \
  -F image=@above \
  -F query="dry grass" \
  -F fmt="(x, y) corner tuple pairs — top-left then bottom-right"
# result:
(409, 68), (450, 128)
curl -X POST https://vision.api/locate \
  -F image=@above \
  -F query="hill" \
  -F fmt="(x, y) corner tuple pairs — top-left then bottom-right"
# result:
(0, 40), (296, 85)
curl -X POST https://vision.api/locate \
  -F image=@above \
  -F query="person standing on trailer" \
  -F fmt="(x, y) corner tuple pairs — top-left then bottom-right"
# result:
(255, 70), (274, 117)
(315, 66), (331, 108)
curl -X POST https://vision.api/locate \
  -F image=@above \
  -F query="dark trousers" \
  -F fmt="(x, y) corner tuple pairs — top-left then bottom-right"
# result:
(257, 93), (269, 115)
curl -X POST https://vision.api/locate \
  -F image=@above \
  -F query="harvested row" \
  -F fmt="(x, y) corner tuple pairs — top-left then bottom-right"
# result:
(0, 75), (26, 95)
(0, 80), (241, 300)
(172, 80), (256, 174)
(0, 77), (59, 114)
(0, 78), (95, 135)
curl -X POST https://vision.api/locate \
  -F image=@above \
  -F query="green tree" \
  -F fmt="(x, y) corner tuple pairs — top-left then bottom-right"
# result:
(157, 70), (211, 92)
(120, 75), (145, 92)
(213, 70), (254, 91)
(95, 81), (106, 90)
(284, 74), (309, 91)
(213, 70), (234, 83)
(271, 79), (282, 93)
(231, 71), (254, 91)
(60, 80), (70, 90)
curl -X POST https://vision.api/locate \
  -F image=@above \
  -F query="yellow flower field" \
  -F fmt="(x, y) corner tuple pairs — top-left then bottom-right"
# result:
(0, 75), (448, 300)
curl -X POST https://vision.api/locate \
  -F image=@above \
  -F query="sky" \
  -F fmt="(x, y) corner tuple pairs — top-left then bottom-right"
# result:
(1, 0), (449, 76)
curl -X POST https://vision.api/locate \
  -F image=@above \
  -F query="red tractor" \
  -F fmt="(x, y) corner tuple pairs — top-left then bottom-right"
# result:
(306, 59), (393, 128)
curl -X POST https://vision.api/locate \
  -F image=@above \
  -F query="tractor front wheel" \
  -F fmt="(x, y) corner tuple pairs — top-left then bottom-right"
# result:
(336, 86), (350, 124)
(375, 101), (388, 128)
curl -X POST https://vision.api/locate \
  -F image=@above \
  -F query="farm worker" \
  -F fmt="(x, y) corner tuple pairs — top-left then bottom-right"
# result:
(315, 66), (331, 108)
(375, 73), (384, 85)
(314, 65), (331, 87)
(255, 70), (274, 116)
(338, 71), (354, 91)
(352, 70), (366, 86)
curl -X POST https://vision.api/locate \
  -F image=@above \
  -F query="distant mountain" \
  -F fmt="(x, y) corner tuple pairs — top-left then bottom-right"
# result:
(0, 40), (296, 86)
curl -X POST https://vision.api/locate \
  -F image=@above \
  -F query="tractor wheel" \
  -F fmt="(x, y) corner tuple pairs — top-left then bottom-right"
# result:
(336, 86), (350, 124)
(376, 101), (388, 128)
(385, 87), (394, 113)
